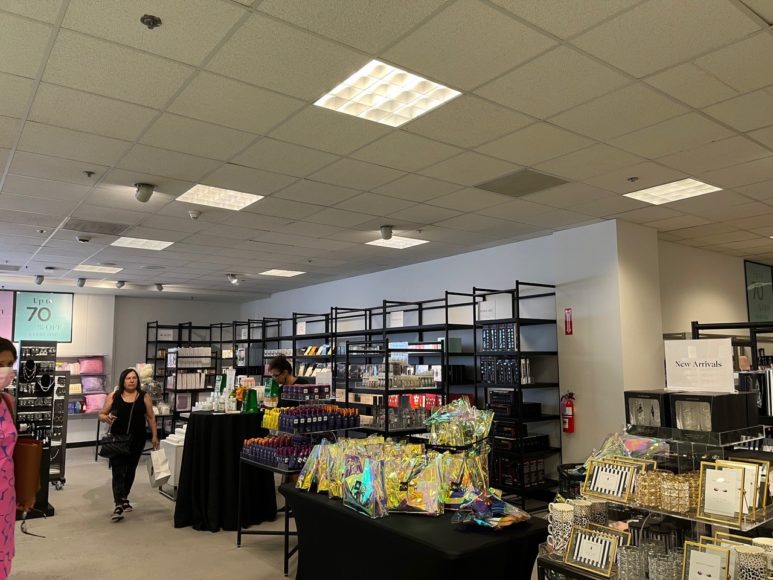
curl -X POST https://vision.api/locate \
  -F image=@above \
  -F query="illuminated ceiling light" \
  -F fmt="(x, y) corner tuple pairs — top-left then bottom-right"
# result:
(623, 178), (721, 205)
(74, 264), (123, 274)
(111, 237), (174, 251)
(177, 184), (263, 211)
(366, 236), (430, 249)
(314, 60), (461, 127)
(259, 269), (305, 277)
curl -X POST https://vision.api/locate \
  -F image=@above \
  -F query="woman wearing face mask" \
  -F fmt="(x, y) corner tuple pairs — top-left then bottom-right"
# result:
(98, 368), (159, 522)
(0, 337), (25, 579)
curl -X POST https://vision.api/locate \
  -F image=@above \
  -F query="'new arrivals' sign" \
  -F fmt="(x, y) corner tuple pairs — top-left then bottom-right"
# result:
(13, 292), (73, 342)
(664, 338), (734, 392)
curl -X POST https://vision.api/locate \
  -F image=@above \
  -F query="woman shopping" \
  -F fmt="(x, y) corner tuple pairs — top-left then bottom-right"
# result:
(98, 368), (158, 522)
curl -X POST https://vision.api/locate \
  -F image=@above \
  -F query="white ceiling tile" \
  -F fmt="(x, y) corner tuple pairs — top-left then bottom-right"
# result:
(748, 126), (773, 151)
(476, 46), (629, 119)
(475, 198), (554, 220)
(737, 179), (773, 201)
(0, 12), (50, 78)
(0, 192), (78, 216)
(2, 174), (92, 201)
(534, 144), (644, 181)
(419, 152), (520, 187)
(645, 63), (739, 108)
(647, 215), (712, 231)
(384, 0), (555, 90)
(207, 13), (365, 100)
(695, 33), (773, 93)
(657, 136), (772, 175)
(0, 209), (62, 228)
(520, 182), (617, 208)
(701, 156), (773, 188)
(203, 209), (291, 230)
(669, 223), (748, 238)
(18, 122), (132, 166)
(611, 113), (735, 159)
(0, 148), (7, 169)
(242, 197), (322, 219)
(121, 226), (190, 243)
(100, 168), (194, 198)
(258, 0), (447, 53)
(403, 95), (532, 148)
(692, 231), (759, 245)
(169, 72), (305, 135)
(0, 72), (33, 118)
(279, 222), (345, 238)
(571, 0), (761, 77)
(612, 206), (682, 224)
(0, 0), (62, 23)
(427, 187), (510, 212)
(43, 30), (193, 108)
(491, 0), (638, 38)
(690, 201), (773, 222)
(387, 203), (461, 224)
(571, 195), (648, 217)
(0, 115), (20, 148)
(516, 208), (596, 228)
(233, 138), (339, 178)
(119, 145), (221, 182)
(372, 174), (461, 202)
(29, 83), (158, 141)
(84, 187), (175, 214)
(202, 163), (297, 197)
(726, 213), (773, 229)
(477, 123), (592, 166)
(70, 205), (148, 226)
(722, 237), (773, 251)
(302, 208), (375, 227)
(9, 151), (107, 185)
(140, 114), (256, 161)
(583, 162), (687, 194)
(551, 84), (688, 141)
(703, 88), (773, 132)
(273, 180), (361, 205)
(434, 213), (513, 232)
(351, 132), (462, 172)
(666, 191), (750, 213)
(63, 0), (245, 65)
(308, 159), (403, 190)
(335, 193), (415, 216)
(270, 106), (390, 156)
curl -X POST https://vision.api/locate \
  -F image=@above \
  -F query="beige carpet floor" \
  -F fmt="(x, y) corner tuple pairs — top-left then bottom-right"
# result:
(12, 448), (295, 580)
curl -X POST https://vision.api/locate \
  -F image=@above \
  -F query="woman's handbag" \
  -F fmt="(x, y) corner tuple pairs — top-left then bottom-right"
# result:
(14, 437), (42, 511)
(98, 393), (137, 459)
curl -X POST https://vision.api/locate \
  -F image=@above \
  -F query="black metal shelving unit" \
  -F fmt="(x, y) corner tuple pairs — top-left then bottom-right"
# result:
(473, 281), (562, 509)
(292, 311), (333, 385)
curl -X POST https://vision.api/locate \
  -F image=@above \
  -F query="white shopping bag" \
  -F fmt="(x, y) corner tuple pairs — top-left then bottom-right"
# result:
(148, 448), (172, 488)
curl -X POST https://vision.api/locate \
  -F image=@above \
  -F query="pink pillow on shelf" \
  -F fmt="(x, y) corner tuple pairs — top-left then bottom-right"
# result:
(82, 376), (105, 393)
(79, 357), (104, 374)
(84, 394), (106, 412)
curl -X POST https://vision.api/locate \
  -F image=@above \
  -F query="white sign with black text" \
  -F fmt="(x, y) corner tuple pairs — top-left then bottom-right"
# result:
(665, 338), (734, 392)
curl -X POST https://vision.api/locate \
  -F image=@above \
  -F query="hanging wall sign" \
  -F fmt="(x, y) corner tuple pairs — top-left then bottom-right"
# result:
(664, 338), (734, 392)
(13, 292), (73, 342)
(745, 261), (773, 322)
(0, 291), (13, 340)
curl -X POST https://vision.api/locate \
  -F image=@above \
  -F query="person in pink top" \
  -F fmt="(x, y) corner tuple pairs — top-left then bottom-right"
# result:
(0, 337), (19, 579)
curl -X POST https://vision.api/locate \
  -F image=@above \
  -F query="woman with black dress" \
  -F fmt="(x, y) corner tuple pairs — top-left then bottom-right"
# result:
(98, 368), (158, 522)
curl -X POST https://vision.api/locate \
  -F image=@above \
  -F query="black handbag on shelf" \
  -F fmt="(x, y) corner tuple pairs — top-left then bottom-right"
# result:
(99, 393), (137, 459)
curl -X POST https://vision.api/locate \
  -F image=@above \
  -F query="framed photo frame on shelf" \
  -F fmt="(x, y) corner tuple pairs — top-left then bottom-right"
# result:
(587, 523), (631, 547)
(682, 541), (730, 580)
(715, 459), (759, 515)
(701, 536), (745, 580)
(697, 461), (746, 527)
(729, 456), (770, 510)
(175, 393), (192, 413)
(582, 458), (637, 502)
(713, 531), (755, 546)
(563, 527), (618, 578)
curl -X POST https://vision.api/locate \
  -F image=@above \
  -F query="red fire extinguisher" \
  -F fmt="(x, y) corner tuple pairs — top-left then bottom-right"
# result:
(561, 392), (575, 434)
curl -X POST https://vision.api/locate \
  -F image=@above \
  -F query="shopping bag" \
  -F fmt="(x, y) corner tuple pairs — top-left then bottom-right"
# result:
(147, 448), (171, 488)
(14, 437), (43, 511)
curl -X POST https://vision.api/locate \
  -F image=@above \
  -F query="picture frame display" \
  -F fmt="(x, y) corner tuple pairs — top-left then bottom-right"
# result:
(587, 522), (631, 547)
(682, 541), (730, 580)
(697, 461), (745, 527)
(715, 459), (759, 515)
(582, 459), (638, 502)
(564, 527), (618, 578)
(728, 456), (771, 510)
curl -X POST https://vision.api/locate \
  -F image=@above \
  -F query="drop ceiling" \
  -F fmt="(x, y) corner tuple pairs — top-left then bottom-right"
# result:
(1, 0), (773, 300)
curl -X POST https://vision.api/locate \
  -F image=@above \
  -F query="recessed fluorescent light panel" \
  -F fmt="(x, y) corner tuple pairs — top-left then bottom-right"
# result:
(110, 237), (174, 251)
(314, 60), (461, 127)
(260, 269), (305, 277)
(623, 178), (721, 205)
(178, 184), (263, 211)
(366, 236), (430, 249)
(74, 264), (123, 274)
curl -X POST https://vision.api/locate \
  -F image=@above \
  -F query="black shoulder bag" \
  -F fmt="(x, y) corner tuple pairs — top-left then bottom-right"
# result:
(99, 394), (137, 459)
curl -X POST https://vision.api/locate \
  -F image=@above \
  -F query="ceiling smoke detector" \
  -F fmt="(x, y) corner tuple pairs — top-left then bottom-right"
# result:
(140, 14), (162, 29)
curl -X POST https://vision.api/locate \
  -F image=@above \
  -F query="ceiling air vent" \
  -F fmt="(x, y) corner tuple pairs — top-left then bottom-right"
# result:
(63, 218), (130, 236)
(0, 265), (20, 272)
(476, 169), (567, 198)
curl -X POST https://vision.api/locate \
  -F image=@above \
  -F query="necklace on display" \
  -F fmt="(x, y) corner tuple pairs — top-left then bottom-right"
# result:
(21, 359), (37, 383)
(38, 374), (53, 394)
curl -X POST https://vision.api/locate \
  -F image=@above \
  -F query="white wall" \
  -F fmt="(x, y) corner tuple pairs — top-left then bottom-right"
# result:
(659, 241), (746, 334)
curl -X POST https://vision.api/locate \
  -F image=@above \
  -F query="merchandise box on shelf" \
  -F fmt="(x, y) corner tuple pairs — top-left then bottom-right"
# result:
(668, 391), (758, 433)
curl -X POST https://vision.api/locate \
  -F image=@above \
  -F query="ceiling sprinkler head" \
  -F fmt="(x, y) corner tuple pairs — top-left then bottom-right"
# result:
(140, 14), (162, 30)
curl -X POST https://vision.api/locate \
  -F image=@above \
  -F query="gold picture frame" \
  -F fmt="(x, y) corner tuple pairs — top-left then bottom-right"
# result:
(682, 541), (730, 580)
(697, 461), (746, 528)
(729, 456), (771, 510)
(701, 536), (745, 580)
(716, 459), (759, 516)
(564, 526), (618, 578)
(582, 459), (637, 502)
(713, 531), (754, 545)
(587, 522), (631, 547)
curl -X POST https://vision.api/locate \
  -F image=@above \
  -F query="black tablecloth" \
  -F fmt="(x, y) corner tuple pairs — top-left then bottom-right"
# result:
(174, 411), (277, 532)
(281, 484), (548, 580)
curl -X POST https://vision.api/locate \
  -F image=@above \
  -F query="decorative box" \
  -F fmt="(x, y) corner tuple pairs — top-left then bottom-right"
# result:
(668, 391), (756, 432)
(624, 389), (672, 427)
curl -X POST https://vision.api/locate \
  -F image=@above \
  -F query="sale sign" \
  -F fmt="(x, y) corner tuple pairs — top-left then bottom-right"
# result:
(14, 292), (73, 342)
(0, 291), (13, 340)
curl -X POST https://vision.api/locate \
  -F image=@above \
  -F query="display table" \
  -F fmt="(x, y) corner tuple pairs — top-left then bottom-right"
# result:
(280, 484), (548, 580)
(174, 411), (277, 531)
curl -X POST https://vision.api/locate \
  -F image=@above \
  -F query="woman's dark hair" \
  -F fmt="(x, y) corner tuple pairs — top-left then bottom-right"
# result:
(268, 354), (293, 375)
(117, 368), (141, 395)
(0, 338), (17, 362)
